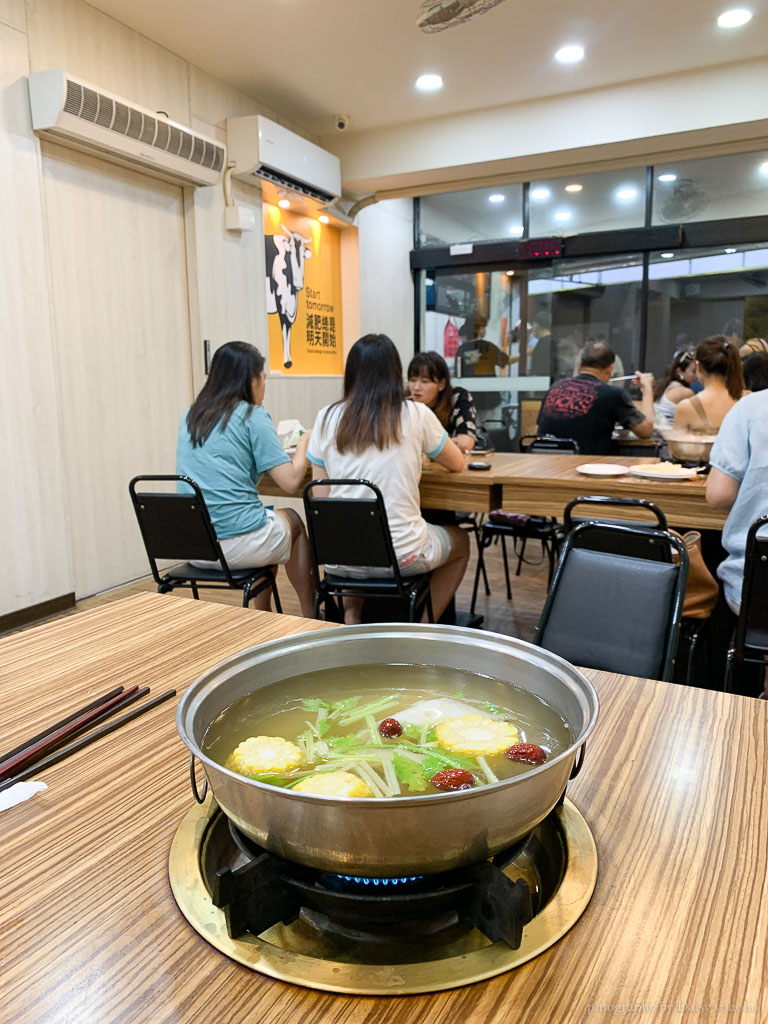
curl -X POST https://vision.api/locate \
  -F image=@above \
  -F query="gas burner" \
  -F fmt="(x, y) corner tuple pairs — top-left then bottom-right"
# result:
(169, 797), (597, 995)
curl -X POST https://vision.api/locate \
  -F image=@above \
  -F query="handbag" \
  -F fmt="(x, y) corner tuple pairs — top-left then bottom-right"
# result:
(671, 530), (720, 619)
(489, 509), (550, 531)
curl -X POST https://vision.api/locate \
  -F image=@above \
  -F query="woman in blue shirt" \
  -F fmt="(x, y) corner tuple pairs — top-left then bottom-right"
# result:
(177, 341), (314, 615)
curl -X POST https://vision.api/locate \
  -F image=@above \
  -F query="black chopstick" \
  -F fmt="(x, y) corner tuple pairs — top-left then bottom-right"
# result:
(0, 688), (177, 794)
(0, 686), (125, 766)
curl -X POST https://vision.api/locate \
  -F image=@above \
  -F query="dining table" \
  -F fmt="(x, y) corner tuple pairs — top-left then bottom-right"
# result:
(261, 452), (726, 529)
(1, 593), (765, 1023)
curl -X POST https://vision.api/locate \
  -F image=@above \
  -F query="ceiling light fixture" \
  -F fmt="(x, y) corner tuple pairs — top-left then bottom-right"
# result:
(415, 73), (443, 91)
(660, 252), (675, 259)
(658, 173), (677, 182)
(277, 198), (291, 209)
(564, 184), (583, 193)
(760, 161), (768, 175)
(506, 270), (515, 276)
(488, 193), (506, 203)
(616, 187), (638, 201)
(555, 44), (585, 64)
(508, 225), (524, 236)
(554, 210), (572, 222)
(530, 187), (551, 200)
(724, 247), (737, 254)
(318, 215), (330, 224)
(717, 8), (752, 27)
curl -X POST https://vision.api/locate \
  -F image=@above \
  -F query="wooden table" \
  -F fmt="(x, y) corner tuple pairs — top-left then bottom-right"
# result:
(1, 594), (765, 1023)
(494, 453), (727, 530)
(262, 453), (725, 528)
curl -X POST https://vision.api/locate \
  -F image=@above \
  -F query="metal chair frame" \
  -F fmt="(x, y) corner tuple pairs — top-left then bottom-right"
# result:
(725, 514), (768, 692)
(303, 478), (434, 623)
(536, 521), (689, 682)
(128, 475), (282, 610)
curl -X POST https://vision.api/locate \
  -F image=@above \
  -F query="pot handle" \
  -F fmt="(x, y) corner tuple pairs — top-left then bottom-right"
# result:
(189, 753), (209, 804)
(569, 742), (586, 779)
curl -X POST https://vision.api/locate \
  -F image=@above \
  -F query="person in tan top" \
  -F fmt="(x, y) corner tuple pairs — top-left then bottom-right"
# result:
(673, 335), (745, 433)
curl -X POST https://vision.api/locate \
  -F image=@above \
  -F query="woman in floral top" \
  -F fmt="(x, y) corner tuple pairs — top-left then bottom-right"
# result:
(407, 351), (478, 453)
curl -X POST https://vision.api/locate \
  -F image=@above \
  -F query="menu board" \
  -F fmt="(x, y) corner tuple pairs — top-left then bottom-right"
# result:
(263, 204), (344, 375)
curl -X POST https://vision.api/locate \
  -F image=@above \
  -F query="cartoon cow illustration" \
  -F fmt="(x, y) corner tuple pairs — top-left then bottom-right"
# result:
(265, 225), (312, 368)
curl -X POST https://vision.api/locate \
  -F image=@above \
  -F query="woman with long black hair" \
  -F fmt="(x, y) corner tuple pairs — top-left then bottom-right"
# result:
(307, 334), (470, 624)
(407, 350), (478, 453)
(176, 341), (314, 615)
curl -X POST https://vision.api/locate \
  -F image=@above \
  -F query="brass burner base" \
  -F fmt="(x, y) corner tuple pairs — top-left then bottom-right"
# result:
(168, 797), (597, 995)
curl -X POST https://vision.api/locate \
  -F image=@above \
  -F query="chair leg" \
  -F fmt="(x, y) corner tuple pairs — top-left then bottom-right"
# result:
(724, 648), (737, 693)
(471, 537), (491, 614)
(472, 522), (490, 595)
(425, 589), (435, 623)
(191, 583), (200, 600)
(514, 535), (527, 578)
(500, 536), (512, 598)
(271, 577), (283, 614)
(546, 538), (557, 587)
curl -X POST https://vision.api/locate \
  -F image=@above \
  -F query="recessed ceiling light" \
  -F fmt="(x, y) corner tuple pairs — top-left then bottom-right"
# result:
(555, 44), (585, 64)
(530, 187), (551, 200)
(564, 183), (583, 193)
(277, 198), (291, 209)
(506, 270), (515, 277)
(717, 8), (752, 28)
(725, 247), (737, 254)
(488, 193), (506, 204)
(660, 252), (675, 259)
(318, 215), (330, 224)
(658, 173), (677, 182)
(508, 224), (524, 236)
(760, 160), (768, 174)
(415, 73), (443, 92)
(554, 210), (572, 222)
(616, 187), (638, 201)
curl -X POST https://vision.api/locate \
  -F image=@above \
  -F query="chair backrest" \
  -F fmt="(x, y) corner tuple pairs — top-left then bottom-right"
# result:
(303, 478), (405, 581)
(520, 434), (580, 454)
(536, 522), (689, 681)
(129, 475), (232, 582)
(563, 496), (671, 562)
(734, 514), (768, 658)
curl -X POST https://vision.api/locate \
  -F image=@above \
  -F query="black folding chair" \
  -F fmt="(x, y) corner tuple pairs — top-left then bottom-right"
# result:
(469, 435), (580, 613)
(535, 522), (689, 682)
(303, 479), (434, 623)
(129, 475), (282, 610)
(563, 496), (670, 559)
(724, 514), (768, 693)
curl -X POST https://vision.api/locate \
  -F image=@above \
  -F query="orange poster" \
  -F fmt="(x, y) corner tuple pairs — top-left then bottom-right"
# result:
(264, 204), (344, 375)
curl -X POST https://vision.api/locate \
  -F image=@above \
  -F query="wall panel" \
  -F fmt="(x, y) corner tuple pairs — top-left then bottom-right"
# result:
(41, 142), (192, 596)
(0, 22), (72, 616)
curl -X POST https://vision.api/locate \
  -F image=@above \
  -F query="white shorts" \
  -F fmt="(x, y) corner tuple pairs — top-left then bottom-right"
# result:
(192, 509), (292, 570)
(327, 523), (453, 579)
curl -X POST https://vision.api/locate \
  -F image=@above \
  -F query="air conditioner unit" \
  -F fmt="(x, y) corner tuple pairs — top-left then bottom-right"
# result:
(226, 115), (341, 205)
(27, 70), (225, 187)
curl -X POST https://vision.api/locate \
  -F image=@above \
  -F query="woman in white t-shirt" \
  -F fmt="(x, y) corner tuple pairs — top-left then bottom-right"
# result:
(307, 334), (470, 624)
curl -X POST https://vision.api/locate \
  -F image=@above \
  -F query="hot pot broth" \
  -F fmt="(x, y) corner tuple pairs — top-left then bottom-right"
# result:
(203, 664), (572, 797)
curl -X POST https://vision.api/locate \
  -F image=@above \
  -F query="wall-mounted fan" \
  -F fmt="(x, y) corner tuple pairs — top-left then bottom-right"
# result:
(417, 0), (508, 33)
(658, 178), (709, 222)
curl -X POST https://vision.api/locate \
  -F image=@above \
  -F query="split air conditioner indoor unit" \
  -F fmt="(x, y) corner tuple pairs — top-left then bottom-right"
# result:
(226, 115), (341, 205)
(27, 70), (225, 187)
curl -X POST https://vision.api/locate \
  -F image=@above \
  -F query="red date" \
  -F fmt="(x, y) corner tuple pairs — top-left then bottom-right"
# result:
(378, 717), (403, 738)
(430, 768), (475, 791)
(506, 743), (546, 765)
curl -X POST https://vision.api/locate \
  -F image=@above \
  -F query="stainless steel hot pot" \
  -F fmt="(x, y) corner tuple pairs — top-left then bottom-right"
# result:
(176, 624), (598, 876)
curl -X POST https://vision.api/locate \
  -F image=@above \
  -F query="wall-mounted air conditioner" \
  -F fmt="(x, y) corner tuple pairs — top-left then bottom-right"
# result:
(27, 70), (225, 187)
(226, 115), (341, 205)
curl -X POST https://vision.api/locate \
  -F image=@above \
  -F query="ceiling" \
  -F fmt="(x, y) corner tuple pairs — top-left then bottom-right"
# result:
(84, 0), (766, 139)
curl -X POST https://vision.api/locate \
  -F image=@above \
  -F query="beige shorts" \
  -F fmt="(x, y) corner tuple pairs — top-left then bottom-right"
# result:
(327, 523), (453, 579)
(192, 509), (292, 570)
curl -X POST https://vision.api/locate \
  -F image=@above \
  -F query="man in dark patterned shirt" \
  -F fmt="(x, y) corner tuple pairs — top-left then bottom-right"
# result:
(537, 342), (654, 455)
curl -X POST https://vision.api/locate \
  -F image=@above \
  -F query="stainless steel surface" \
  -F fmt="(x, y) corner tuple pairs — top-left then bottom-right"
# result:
(666, 434), (716, 462)
(176, 624), (599, 875)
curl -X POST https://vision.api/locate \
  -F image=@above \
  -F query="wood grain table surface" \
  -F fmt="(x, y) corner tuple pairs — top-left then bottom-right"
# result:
(2, 593), (764, 1024)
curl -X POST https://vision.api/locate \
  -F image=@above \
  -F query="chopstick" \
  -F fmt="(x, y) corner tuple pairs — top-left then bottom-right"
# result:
(609, 375), (637, 382)
(0, 686), (125, 765)
(0, 686), (140, 780)
(0, 689), (177, 794)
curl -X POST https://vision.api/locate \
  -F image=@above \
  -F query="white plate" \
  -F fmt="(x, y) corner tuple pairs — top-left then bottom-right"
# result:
(628, 464), (699, 481)
(576, 463), (630, 477)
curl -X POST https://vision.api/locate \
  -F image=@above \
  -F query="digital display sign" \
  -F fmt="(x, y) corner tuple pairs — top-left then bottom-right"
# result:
(518, 237), (564, 259)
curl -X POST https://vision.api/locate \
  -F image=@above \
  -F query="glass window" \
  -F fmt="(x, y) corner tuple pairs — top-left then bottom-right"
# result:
(529, 168), (646, 236)
(652, 150), (768, 224)
(418, 185), (524, 246)
(646, 244), (768, 376)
